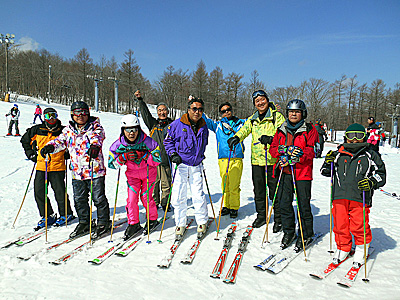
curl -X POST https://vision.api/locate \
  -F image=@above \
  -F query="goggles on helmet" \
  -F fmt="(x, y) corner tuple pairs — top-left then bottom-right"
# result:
(345, 131), (366, 141)
(252, 90), (268, 100)
(44, 112), (58, 120)
(72, 109), (89, 117)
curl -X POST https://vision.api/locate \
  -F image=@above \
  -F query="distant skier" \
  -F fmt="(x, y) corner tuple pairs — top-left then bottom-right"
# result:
(228, 90), (285, 230)
(321, 123), (386, 267)
(314, 118), (327, 158)
(136, 90), (174, 212)
(5, 104), (20, 136)
(108, 114), (161, 240)
(269, 99), (318, 250)
(33, 104), (43, 124)
(366, 116), (380, 154)
(163, 96), (209, 239)
(21, 107), (75, 229)
(40, 101), (111, 239)
(203, 102), (246, 218)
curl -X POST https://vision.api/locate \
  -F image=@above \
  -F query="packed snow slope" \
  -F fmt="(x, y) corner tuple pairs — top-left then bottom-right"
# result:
(0, 98), (399, 300)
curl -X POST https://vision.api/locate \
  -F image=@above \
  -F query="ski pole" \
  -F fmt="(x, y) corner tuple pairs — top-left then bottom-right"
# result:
(109, 168), (121, 242)
(264, 148), (269, 236)
(262, 167), (283, 246)
(215, 149), (233, 240)
(12, 163), (36, 228)
(45, 154), (49, 243)
(65, 159), (68, 227)
(362, 190), (370, 283)
(202, 164), (218, 229)
(89, 159), (94, 246)
(329, 161), (334, 253)
(290, 165), (307, 261)
(157, 165), (178, 243)
(146, 163), (151, 244)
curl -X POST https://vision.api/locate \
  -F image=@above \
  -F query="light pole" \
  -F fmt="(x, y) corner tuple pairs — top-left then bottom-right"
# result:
(108, 76), (119, 113)
(48, 65), (51, 103)
(87, 75), (103, 112)
(0, 33), (15, 93)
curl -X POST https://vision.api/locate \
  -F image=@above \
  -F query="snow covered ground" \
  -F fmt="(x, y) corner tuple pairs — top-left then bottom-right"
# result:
(0, 98), (399, 300)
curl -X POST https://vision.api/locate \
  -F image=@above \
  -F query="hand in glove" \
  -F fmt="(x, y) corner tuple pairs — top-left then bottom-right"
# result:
(124, 150), (147, 162)
(28, 153), (37, 163)
(279, 155), (299, 167)
(324, 150), (337, 164)
(278, 145), (288, 154)
(40, 145), (55, 158)
(88, 144), (101, 159)
(227, 136), (240, 150)
(170, 152), (182, 165)
(286, 145), (303, 157)
(259, 135), (273, 146)
(358, 178), (376, 191)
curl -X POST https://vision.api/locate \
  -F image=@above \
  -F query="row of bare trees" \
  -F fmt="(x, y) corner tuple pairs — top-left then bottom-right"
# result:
(1, 45), (399, 131)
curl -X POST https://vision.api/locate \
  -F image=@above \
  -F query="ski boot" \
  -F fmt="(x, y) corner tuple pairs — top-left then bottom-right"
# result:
(352, 243), (370, 268)
(229, 209), (238, 219)
(197, 223), (207, 239)
(175, 226), (186, 241)
(294, 236), (314, 253)
(55, 215), (75, 227)
(280, 232), (296, 249)
(332, 249), (350, 265)
(91, 221), (112, 240)
(123, 223), (143, 241)
(143, 219), (159, 233)
(35, 214), (57, 231)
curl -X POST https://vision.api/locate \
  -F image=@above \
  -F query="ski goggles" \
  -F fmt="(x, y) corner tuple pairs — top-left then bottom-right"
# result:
(345, 131), (366, 141)
(124, 127), (139, 133)
(72, 109), (89, 117)
(220, 108), (232, 114)
(252, 90), (268, 100)
(44, 112), (58, 120)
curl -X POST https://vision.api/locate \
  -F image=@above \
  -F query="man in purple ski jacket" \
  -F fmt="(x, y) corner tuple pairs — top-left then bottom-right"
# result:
(163, 96), (209, 239)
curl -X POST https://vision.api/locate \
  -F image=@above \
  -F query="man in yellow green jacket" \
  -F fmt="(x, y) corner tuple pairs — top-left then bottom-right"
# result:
(228, 90), (285, 229)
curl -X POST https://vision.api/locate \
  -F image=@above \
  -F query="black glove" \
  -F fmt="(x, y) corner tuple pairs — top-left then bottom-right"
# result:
(170, 152), (182, 165)
(28, 153), (37, 163)
(358, 178), (376, 191)
(324, 150), (337, 164)
(64, 150), (71, 160)
(40, 145), (55, 158)
(88, 144), (101, 159)
(259, 135), (273, 146)
(227, 136), (240, 150)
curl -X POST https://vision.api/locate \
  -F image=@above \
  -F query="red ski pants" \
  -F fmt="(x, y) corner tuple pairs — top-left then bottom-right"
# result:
(333, 199), (372, 252)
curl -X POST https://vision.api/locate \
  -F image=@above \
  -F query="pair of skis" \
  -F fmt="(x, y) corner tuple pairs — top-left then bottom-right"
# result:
(254, 233), (322, 274)
(210, 224), (254, 284)
(88, 217), (166, 265)
(310, 247), (375, 288)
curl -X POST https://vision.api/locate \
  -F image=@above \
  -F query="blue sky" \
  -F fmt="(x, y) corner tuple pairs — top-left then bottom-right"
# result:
(2, 0), (400, 88)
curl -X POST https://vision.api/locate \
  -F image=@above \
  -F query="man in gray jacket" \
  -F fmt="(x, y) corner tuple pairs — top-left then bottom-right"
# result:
(135, 90), (174, 211)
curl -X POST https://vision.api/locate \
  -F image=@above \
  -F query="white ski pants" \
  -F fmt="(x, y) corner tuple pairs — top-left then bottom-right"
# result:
(171, 163), (208, 227)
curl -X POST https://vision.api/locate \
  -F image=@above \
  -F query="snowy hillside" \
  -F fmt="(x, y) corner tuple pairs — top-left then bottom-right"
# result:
(0, 99), (399, 300)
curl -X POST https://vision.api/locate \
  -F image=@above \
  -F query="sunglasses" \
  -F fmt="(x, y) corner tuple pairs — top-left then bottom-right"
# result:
(44, 112), (58, 120)
(345, 131), (366, 141)
(72, 109), (89, 117)
(124, 127), (139, 133)
(252, 90), (268, 100)
(190, 107), (204, 113)
(220, 108), (232, 114)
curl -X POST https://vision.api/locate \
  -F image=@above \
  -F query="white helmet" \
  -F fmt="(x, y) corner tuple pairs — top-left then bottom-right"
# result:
(120, 114), (140, 128)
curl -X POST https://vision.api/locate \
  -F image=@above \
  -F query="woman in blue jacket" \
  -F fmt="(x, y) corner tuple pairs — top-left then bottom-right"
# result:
(203, 102), (245, 218)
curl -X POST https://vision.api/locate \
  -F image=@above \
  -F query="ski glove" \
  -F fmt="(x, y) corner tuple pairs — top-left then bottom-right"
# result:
(278, 145), (288, 154)
(125, 150), (147, 162)
(358, 178), (376, 191)
(324, 150), (337, 164)
(227, 136), (240, 150)
(88, 145), (101, 160)
(28, 153), (37, 163)
(286, 145), (303, 157)
(40, 145), (55, 158)
(278, 155), (300, 167)
(259, 135), (273, 146)
(170, 152), (182, 165)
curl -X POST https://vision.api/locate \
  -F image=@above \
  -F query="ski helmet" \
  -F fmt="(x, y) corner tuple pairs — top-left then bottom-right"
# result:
(120, 114), (140, 128)
(36, 104), (40, 107)
(43, 108), (58, 127)
(286, 99), (307, 119)
(13, 104), (18, 108)
(71, 101), (90, 119)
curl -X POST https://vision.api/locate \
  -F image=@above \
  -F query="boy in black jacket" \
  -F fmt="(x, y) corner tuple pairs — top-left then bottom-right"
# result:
(321, 123), (386, 267)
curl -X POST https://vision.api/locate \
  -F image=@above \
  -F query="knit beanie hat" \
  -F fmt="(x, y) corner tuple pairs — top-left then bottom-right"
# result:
(43, 107), (57, 115)
(345, 123), (365, 133)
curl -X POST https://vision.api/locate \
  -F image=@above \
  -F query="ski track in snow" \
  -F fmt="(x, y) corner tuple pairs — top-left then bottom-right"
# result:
(0, 99), (399, 300)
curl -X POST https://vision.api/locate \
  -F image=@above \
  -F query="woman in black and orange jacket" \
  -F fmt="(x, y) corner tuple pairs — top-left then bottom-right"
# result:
(20, 107), (74, 229)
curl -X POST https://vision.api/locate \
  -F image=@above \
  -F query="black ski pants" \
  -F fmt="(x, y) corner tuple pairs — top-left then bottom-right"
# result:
(72, 176), (110, 225)
(276, 173), (314, 238)
(34, 170), (73, 218)
(8, 120), (19, 135)
(251, 165), (280, 223)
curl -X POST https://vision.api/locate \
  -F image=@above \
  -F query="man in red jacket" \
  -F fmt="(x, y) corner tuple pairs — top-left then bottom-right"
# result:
(269, 99), (318, 251)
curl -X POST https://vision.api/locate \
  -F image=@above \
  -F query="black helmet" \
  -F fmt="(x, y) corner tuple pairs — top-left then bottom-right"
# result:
(71, 101), (89, 112)
(286, 99), (307, 119)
